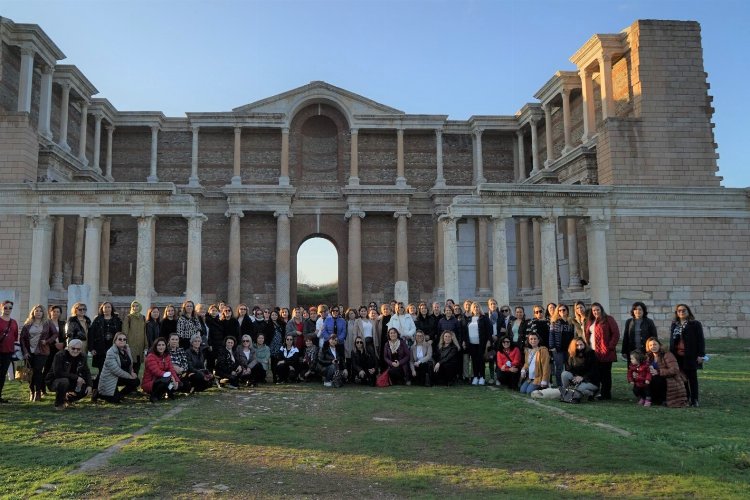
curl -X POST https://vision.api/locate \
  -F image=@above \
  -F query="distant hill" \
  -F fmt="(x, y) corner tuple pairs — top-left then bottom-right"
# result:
(297, 282), (338, 308)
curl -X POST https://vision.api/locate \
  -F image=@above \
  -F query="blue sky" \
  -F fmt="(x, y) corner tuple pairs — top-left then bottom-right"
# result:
(5, 0), (748, 284)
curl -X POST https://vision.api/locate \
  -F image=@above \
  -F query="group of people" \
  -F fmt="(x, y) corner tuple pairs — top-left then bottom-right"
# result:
(0, 296), (705, 409)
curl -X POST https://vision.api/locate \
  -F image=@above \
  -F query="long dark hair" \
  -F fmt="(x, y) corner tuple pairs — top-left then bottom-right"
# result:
(149, 337), (168, 356)
(586, 302), (608, 324)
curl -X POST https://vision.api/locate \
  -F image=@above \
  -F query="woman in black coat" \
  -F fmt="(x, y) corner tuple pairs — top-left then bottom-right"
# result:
(434, 331), (461, 385)
(65, 302), (91, 353)
(669, 304), (705, 407)
(89, 302), (122, 382)
(621, 301), (658, 362)
(464, 302), (493, 385)
(215, 336), (242, 388)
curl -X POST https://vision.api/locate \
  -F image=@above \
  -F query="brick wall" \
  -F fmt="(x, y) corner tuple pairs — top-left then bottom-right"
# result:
(404, 131), (436, 189)
(0, 112), (38, 181)
(0, 42), (19, 113)
(0, 214), (32, 316)
(443, 133), (472, 185)
(111, 127), (150, 182)
(241, 130), (280, 185)
(359, 131), (397, 185)
(482, 132), (514, 183)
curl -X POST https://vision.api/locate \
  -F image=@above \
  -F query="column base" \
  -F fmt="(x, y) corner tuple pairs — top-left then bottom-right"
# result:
(40, 130), (53, 141)
(230, 176), (242, 186)
(395, 177), (408, 187)
(105, 175), (115, 182)
(278, 176), (290, 186)
(544, 160), (553, 169)
(477, 288), (492, 297)
(94, 166), (103, 175)
(59, 143), (71, 153)
(147, 175), (159, 183)
(476, 176), (487, 185)
(348, 176), (360, 186)
(188, 176), (201, 187)
(433, 178), (446, 188)
(51, 273), (64, 292)
(562, 146), (573, 156)
(530, 169), (540, 177)
(78, 157), (89, 167)
(99, 288), (111, 297)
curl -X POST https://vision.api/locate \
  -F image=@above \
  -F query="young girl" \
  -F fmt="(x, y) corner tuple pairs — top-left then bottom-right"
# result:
(627, 350), (653, 406)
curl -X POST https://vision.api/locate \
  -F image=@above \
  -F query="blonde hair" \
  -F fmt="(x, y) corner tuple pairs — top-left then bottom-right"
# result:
(70, 302), (86, 317)
(24, 304), (45, 325)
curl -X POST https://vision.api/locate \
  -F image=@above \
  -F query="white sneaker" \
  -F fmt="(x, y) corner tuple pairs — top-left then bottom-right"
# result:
(323, 381), (333, 388)
(495, 380), (501, 386)
(478, 377), (485, 385)
(471, 377), (478, 385)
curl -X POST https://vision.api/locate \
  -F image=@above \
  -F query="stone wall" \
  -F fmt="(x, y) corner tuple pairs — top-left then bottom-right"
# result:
(358, 131), (397, 185)
(0, 112), (38, 181)
(0, 214), (33, 317)
(443, 133), (473, 185)
(111, 127), (151, 181)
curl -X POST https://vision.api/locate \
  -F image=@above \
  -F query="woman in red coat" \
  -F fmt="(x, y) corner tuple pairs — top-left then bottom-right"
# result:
(141, 337), (180, 403)
(584, 302), (620, 400)
(495, 336), (522, 390)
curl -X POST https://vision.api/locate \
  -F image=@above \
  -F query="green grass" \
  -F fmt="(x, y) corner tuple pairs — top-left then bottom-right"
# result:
(1, 339), (748, 498)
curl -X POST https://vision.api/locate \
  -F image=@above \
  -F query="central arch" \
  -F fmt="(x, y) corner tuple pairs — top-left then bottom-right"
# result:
(296, 236), (339, 307)
(290, 226), (347, 307)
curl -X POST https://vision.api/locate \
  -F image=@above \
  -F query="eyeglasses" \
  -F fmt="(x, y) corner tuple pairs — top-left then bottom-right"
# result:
(69, 347), (81, 352)
(2, 306), (11, 310)
(242, 340), (251, 343)
(533, 310), (543, 314)
(558, 308), (568, 312)
(78, 307), (87, 311)
(676, 309), (688, 313)
(355, 340), (363, 344)
(115, 338), (127, 342)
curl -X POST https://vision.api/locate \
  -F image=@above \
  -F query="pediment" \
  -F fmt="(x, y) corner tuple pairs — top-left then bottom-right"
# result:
(232, 81), (404, 117)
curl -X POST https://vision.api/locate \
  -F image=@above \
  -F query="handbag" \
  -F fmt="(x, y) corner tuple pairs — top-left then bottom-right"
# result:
(560, 384), (582, 403)
(12, 342), (23, 362)
(15, 361), (33, 383)
(376, 370), (391, 387)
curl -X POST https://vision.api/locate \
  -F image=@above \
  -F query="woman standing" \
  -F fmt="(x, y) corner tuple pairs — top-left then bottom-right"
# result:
(89, 302), (122, 387)
(352, 307), (380, 363)
(176, 300), (202, 350)
(669, 304), (705, 407)
(646, 337), (687, 407)
(572, 301), (588, 340)
(510, 306), (529, 351)
(285, 307), (306, 352)
(65, 302), (91, 354)
(141, 337), (180, 403)
(122, 301), (147, 374)
(465, 302), (493, 386)
(621, 301), (658, 363)
(452, 304), (469, 382)
(584, 302), (620, 400)
(160, 304), (178, 339)
(549, 303), (576, 388)
(20, 304), (56, 401)
(42, 305), (66, 394)
(268, 310), (285, 383)
(145, 307), (161, 349)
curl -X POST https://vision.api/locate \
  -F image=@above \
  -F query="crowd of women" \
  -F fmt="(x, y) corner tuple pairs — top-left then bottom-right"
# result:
(0, 297), (705, 409)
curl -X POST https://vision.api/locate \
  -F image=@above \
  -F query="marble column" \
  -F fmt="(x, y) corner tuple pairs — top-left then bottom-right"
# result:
(150, 218), (157, 296)
(543, 104), (554, 168)
(279, 127), (290, 186)
(38, 65), (54, 140)
(227, 211), (243, 308)
(518, 218), (531, 293)
(441, 216), (459, 303)
(58, 83), (71, 152)
(72, 216), (85, 284)
(476, 217), (491, 296)
(599, 54), (614, 120)
(396, 128), (406, 187)
(275, 210), (292, 307)
(51, 216), (65, 291)
(579, 68), (596, 143)
(394, 211), (410, 283)
(473, 128), (486, 184)
(516, 130), (526, 181)
(185, 214), (206, 302)
(92, 112), (103, 174)
(434, 129), (446, 187)
(147, 125), (159, 183)
(17, 47), (35, 113)
(491, 216), (510, 308)
(83, 216), (103, 314)
(434, 217), (445, 297)
(346, 210), (364, 306)
(189, 126), (201, 187)
(530, 117), (540, 176)
(232, 127), (242, 185)
(532, 219), (542, 293)
(99, 217), (111, 296)
(561, 88), (573, 154)
(586, 217), (611, 312)
(135, 216), (155, 310)
(28, 215), (53, 308)
(539, 216), (559, 307)
(105, 125), (115, 181)
(77, 101), (89, 165)
(566, 218), (581, 290)
(349, 128), (359, 186)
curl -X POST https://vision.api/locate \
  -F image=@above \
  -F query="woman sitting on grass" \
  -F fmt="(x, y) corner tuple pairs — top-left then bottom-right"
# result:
(254, 334), (271, 383)
(410, 329), (434, 387)
(275, 334), (301, 383)
(646, 337), (687, 408)
(560, 337), (599, 400)
(519, 332), (551, 394)
(236, 334), (264, 387)
(215, 336), (242, 389)
(352, 336), (378, 386)
(383, 328), (411, 385)
(433, 330), (461, 385)
(185, 334), (213, 393)
(495, 336), (522, 389)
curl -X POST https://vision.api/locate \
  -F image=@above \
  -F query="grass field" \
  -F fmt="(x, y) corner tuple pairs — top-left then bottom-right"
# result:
(1, 339), (748, 499)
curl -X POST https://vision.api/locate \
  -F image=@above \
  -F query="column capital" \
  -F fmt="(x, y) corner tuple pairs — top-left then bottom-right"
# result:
(439, 214), (458, 226)
(396, 127), (404, 136)
(85, 215), (103, 229)
(435, 128), (443, 138)
(516, 129), (524, 139)
(184, 213), (208, 222)
(350, 127), (359, 135)
(29, 214), (53, 230)
(136, 214), (154, 225)
(599, 53), (613, 64)
(234, 126), (242, 135)
(281, 127), (290, 134)
(191, 125), (200, 134)
(472, 128), (484, 138)
(490, 214), (513, 222)
(105, 124), (115, 133)
(393, 210), (411, 219)
(91, 110), (104, 121)
(150, 124), (161, 133)
(224, 210), (244, 219)
(274, 209), (293, 219)
(60, 81), (72, 92)
(41, 64), (55, 75)
(345, 210), (365, 220)
(530, 115), (541, 126)
(586, 213), (610, 231)
(20, 46), (36, 58)
(561, 87), (570, 98)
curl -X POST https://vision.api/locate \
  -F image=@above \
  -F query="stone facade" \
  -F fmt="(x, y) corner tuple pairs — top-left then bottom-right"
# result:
(0, 16), (748, 338)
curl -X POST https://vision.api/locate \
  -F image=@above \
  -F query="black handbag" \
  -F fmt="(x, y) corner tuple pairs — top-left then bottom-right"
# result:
(560, 384), (582, 403)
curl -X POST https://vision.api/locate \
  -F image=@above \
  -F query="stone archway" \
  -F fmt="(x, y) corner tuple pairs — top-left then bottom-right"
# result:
(289, 222), (348, 307)
(295, 235), (339, 308)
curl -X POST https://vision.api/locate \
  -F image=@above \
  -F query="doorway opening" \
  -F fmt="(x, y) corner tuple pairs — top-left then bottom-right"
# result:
(296, 237), (338, 307)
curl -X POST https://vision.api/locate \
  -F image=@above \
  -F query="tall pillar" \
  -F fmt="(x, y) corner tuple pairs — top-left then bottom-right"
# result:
(227, 211), (243, 307)
(105, 125), (115, 181)
(99, 217), (111, 296)
(38, 65), (54, 139)
(476, 217), (491, 296)
(434, 217), (445, 297)
(566, 218), (581, 290)
(539, 216), (559, 307)
(92, 112), (103, 174)
(561, 88), (573, 154)
(441, 216), (459, 303)
(394, 211), (410, 283)
(58, 83), (71, 152)
(516, 130), (526, 181)
(396, 128), (406, 187)
(135, 216), (155, 311)
(349, 128), (359, 186)
(491, 215), (510, 307)
(346, 210), (364, 306)
(189, 125), (201, 186)
(434, 129), (445, 187)
(147, 125), (159, 182)
(518, 218), (531, 293)
(586, 217), (611, 312)
(473, 128), (486, 184)
(83, 216), (103, 314)
(579, 68), (596, 143)
(17, 47), (35, 113)
(28, 215), (53, 307)
(543, 104), (554, 168)
(231, 127), (242, 185)
(279, 127), (290, 186)
(72, 216), (85, 284)
(275, 209), (292, 307)
(150, 218), (157, 296)
(532, 219), (542, 293)
(77, 101), (89, 166)
(599, 54), (614, 120)
(185, 214), (206, 302)
(51, 216), (65, 291)
(530, 117), (540, 176)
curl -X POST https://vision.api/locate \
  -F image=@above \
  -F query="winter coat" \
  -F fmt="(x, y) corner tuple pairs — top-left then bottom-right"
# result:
(98, 344), (135, 397)
(522, 347), (551, 385)
(585, 315), (620, 363)
(669, 320), (705, 370)
(46, 349), (91, 387)
(89, 314), (122, 358)
(141, 352), (179, 393)
(351, 318), (381, 358)
(496, 346), (522, 372)
(621, 317), (657, 358)
(122, 313), (147, 358)
(20, 321), (56, 356)
(651, 350), (688, 408)
(565, 348), (600, 385)
(177, 315), (202, 343)
(65, 316), (91, 342)
(384, 338), (411, 379)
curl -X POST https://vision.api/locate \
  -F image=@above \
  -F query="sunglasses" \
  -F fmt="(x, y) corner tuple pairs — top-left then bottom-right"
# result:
(69, 347), (81, 352)
(533, 310), (543, 314)
(501, 309), (510, 313)
(355, 341), (364, 344)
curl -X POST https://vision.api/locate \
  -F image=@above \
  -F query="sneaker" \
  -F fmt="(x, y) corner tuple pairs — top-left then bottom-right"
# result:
(638, 398), (645, 405)
(227, 384), (238, 390)
(690, 400), (700, 407)
(495, 380), (501, 387)
(323, 381), (333, 388)
(219, 378), (229, 385)
(471, 377), (478, 385)
(478, 377), (485, 386)
(643, 400), (652, 407)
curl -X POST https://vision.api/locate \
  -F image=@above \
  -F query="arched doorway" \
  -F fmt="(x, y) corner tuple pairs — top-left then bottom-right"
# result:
(296, 236), (339, 308)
